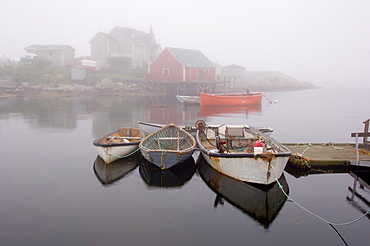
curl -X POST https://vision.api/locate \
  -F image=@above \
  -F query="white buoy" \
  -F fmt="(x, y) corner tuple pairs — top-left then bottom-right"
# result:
(274, 100), (279, 103)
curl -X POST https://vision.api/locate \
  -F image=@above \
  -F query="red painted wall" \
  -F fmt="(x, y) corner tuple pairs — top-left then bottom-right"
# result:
(147, 48), (216, 82)
(147, 49), (183, 81)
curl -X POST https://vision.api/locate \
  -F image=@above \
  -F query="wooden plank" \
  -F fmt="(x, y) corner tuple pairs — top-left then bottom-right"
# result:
(351, 132), (369, 138)
(284, 143), (370, 166)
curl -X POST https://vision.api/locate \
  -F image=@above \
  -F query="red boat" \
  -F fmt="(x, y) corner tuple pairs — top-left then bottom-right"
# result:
(199, 92), (263, 106)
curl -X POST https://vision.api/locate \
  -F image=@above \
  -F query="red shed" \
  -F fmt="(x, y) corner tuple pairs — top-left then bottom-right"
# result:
(147, 47), (216, 82)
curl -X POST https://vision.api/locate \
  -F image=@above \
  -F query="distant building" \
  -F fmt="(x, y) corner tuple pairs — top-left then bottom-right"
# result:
(147, 47), (216, 82)
(70, 65), (87, 83)
(89, 26), (161, 69)
(222, 64), (246, 80)
(24, 45), (75, 67)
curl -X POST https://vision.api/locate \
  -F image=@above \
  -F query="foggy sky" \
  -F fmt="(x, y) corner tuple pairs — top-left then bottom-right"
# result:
(1, 0), (369, 86)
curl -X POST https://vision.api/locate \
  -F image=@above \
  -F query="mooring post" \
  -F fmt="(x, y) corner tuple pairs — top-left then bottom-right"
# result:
(363, 119), (369, 145)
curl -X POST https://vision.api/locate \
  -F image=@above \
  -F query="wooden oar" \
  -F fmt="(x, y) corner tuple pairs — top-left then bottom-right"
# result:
(106, 136), (142, 140)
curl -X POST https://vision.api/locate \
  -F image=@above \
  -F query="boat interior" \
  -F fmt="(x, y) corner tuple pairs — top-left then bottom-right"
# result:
(199, 124), (283, 154)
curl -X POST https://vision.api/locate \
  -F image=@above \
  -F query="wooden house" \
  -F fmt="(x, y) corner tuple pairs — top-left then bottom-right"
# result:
(222, 64), (246, 80)
(89, 26), (161, 69)
(147, 47), (216, 82)
(24, 45), (75, 67)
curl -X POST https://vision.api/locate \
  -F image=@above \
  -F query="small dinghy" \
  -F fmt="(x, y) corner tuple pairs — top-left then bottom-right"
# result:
(93, 127), (142, 164)
(139, 123), (196, 169)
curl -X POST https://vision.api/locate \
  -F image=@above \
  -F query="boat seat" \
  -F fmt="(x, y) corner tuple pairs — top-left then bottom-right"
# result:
(155, 137), (185, 140)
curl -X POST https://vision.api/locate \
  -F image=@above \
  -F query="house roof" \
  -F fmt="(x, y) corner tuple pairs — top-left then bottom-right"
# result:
(89, 32), (118, 44)
(114, 26), (155, 47)
(223, 64), (246, 69)
(166, 47), (215, 68)
(25, 45), (75, 51)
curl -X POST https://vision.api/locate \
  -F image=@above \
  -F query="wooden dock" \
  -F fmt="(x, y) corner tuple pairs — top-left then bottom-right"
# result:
(286, 119), (370, 168)
(284, 143), (370, 178)
(285, 143), (370, 167)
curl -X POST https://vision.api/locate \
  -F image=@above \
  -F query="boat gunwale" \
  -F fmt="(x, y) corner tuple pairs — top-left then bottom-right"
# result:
(93, 128), (142, 147)
(199, 92), (263, 98)
(195, 128), (291, 158)
(139, 123), (196, 153)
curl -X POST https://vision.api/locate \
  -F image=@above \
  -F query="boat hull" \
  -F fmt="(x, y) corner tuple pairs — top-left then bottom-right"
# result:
(94, 144), (139, 164)
(200, 151), (289, 185)
(199, 92), (263, 106)
(176, 95), (200, 105)
(196, 124), (290, 185)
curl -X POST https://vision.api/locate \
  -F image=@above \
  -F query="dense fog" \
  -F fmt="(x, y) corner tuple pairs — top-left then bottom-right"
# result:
(1, 0), (369, 86)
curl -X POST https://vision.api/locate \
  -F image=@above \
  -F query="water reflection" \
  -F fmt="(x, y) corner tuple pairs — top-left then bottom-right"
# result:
(284, 163), (348, 178)
(93, 151), (142, 186)
(197, 156), (289, 229)
(139, 157), (196, 188)
(347, 166), (370, 220)
(199, 104), (262, 118)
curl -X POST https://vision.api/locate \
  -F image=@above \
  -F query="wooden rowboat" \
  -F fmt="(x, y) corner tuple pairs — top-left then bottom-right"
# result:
(199, 92), (263, 106)
(195, 121), (291, 185)
(139, 123), (196, 169)
(93, 127), (142, 164)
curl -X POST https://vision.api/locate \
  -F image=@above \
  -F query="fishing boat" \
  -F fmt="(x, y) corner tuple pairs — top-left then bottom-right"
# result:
(139, 123), (196, 169)
(199, 92), (263, 106)
(197, 156), (289, 228)
(93, 151), (141, 186)
(176, 95), (200, 105)
(93, 127), (142, 164)
(139, 121), (273, 137)
(195, 120), (291, 185)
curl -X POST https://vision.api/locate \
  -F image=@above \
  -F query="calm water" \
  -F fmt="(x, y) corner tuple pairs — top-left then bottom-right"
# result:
(0, 85), (369, 245)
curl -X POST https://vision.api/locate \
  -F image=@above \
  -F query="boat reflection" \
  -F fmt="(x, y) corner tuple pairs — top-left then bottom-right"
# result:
(199, 104), (261, 118)
(347, 165), (370, 220)
(139, 156), (196, 188)
(197, 156), (289, 228)
(93, 151), (142, 186)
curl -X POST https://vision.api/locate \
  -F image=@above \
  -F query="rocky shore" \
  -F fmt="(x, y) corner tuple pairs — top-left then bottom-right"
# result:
(0, 75), (317, 98)
(0, 77), (150, 98)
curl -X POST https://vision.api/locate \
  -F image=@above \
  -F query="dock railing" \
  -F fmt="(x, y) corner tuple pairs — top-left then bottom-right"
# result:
(351, 119), (370, 165)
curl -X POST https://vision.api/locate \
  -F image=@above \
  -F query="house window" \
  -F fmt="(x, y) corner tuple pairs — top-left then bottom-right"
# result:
(163, 68), (169, 75)
(203, 69), (209, 75)
(97, 46), (103, 53)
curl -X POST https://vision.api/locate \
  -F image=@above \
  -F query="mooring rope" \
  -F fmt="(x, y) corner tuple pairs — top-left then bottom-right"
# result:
(270, 166), (370, 226)
(107, 147), (141, 158)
